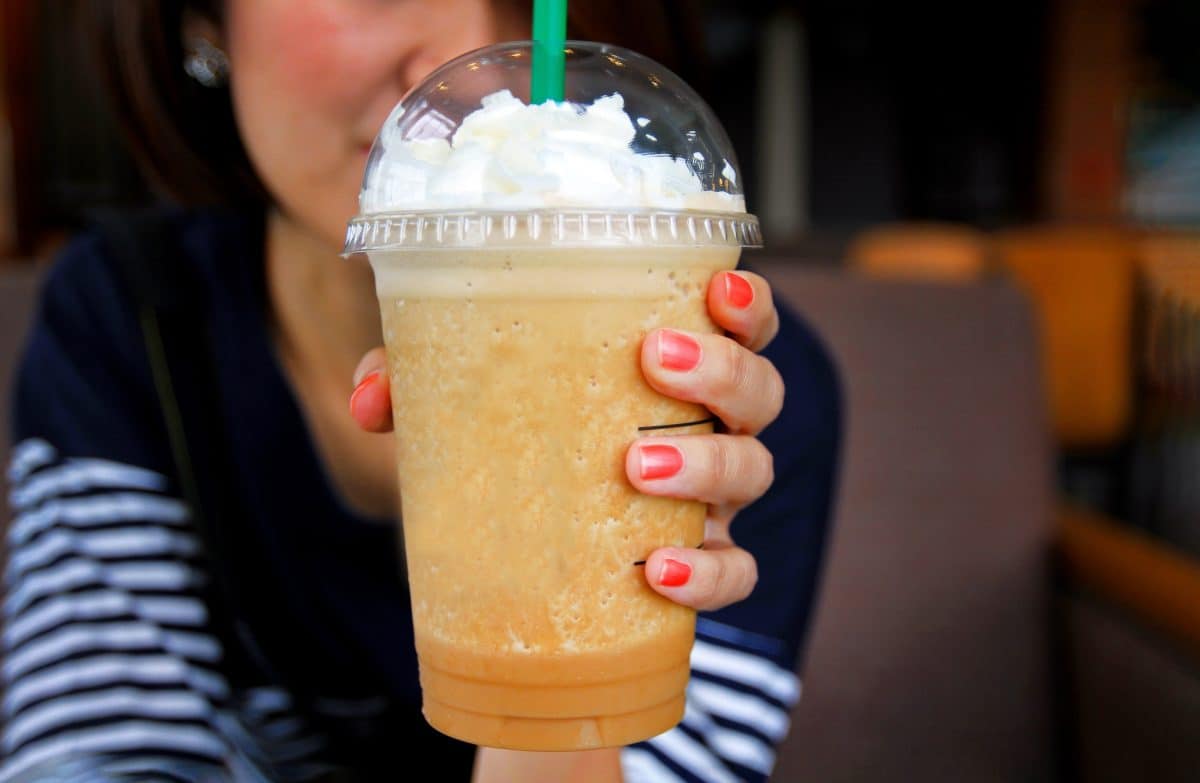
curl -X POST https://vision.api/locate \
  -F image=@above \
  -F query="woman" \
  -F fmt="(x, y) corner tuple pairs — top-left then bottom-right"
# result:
(1, 1), (841, 781)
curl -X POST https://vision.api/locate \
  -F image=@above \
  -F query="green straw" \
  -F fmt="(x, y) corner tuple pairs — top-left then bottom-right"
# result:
(531, 0), (567, 103)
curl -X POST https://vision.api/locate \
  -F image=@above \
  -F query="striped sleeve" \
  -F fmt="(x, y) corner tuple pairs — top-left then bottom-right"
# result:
(0, 439), (237, 782)
(621, 618), (802, 783)
(1, 443), (338, 783)
(0, 234), (254, 781)
(0, 232), (340, 782)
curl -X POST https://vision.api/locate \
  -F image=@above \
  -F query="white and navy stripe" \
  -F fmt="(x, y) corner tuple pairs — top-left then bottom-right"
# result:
(0, 440), (328, 782)
(5, 439), (805, 782)
(621, 618), (802, 782)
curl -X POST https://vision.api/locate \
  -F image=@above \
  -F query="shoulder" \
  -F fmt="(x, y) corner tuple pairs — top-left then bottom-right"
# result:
(9, 207), (258, 458)
(17, 228), (147, 413)
(37, 208), (203, 305)
(26, 206), (260, 356)
(35, 228), (134, 339)
(37, 206), (259, 312)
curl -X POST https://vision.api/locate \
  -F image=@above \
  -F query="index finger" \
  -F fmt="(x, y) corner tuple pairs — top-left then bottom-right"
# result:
(706, 270), (780, 354)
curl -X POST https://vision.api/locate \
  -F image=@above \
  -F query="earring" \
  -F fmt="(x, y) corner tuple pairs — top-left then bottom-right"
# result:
(184, 37), (229, 88)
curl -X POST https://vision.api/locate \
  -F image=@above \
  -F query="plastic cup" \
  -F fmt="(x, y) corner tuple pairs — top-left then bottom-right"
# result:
(343, 40), (761, 751)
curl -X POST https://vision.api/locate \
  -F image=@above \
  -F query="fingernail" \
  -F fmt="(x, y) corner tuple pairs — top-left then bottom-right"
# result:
(723, 272), (754, 309)
(657, 330), (702, 372)
(658, 558), (692, 587)
(349, 370), (381, 417)
(639, 443), (684, 480)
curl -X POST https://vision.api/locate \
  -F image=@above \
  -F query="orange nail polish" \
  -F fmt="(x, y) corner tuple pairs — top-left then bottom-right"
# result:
(350, 370), (381, 417)
(658, 558), (692, 587)
(639, 444), (684, 480)
(657, 330), (702, 372)
(723, 271), (754, 309)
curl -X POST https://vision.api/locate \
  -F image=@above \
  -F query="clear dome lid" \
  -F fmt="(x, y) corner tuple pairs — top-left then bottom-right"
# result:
(344, 40), (761, 252)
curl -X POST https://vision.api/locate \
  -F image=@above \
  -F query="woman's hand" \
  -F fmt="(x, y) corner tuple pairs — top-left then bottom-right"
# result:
(349, 269), (783, 613)
(625, 269), (782, 611)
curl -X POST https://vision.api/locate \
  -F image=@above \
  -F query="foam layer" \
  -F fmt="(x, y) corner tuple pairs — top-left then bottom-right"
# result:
(360, 89), (745, 214)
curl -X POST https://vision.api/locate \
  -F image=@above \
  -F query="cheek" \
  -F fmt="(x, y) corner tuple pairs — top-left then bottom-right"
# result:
(229, 64), (358, 228)
(225, 3), (373, 242)
(255, 10), (375, 109)
(229, 1), (379, 98)
(221, 0), (519, 246)
(228, 4), (368, 150)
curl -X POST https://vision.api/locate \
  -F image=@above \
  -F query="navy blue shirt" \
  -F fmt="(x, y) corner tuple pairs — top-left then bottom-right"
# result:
(1, 209), (841, 782)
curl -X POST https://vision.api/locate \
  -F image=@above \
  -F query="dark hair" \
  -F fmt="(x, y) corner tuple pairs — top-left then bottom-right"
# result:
(76, 1), (266, 207)
(77, 0), (706, 209)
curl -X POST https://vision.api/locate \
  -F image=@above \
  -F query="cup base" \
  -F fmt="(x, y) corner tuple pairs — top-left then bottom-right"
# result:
(423, 692), (686, 751)
(419, 658), (690, 717)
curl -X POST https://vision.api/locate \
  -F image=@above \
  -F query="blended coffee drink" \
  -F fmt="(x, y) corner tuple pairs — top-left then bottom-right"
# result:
(344, 43), (761, 751)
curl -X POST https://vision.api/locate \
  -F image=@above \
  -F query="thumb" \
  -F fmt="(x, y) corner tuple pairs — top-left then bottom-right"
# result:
(350, 347), (393, 433)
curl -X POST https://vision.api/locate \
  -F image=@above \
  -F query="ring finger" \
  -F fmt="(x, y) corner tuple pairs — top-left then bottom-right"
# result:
(625, 434), (774, 508)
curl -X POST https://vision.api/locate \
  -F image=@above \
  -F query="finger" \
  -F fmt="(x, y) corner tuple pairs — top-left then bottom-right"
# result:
(706, 270), (780, 353)
(350, 348), (394, 433)
(643, 541), (758, 612)
(625, 434), (775, 508)
(642, 329), (785, 435)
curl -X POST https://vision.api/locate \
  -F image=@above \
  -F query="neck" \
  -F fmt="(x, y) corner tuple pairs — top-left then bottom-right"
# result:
(265, 208), (382, 381)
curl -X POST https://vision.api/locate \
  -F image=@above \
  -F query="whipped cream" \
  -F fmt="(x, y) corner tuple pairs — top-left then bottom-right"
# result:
(359, 90), (744, 214)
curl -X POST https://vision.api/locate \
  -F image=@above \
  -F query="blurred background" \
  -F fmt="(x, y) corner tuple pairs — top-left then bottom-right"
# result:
(2, 0), (1200, 781)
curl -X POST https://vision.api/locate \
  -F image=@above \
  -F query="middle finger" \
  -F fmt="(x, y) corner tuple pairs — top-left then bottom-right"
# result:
(642, 328), (785, 435)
